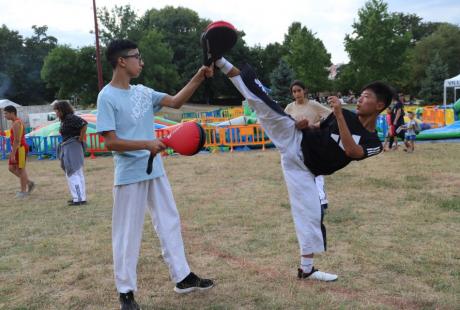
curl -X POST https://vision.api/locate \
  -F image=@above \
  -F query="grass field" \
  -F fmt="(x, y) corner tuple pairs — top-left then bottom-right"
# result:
(0, 144), (459, 309)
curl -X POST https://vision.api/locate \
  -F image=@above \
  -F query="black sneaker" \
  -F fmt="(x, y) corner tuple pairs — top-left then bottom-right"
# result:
(174, 272), (214, 294)
(321, 203), (328, 210)
(68, 200), (87, 206)
(119, 291), (140, 310)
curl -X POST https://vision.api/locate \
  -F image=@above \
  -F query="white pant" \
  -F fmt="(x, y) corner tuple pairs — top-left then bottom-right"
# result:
(112, 176), (190, 293)
(230, 75), (325, 255)
(66, 167), (86, 202)
(315, 175), (328, 205)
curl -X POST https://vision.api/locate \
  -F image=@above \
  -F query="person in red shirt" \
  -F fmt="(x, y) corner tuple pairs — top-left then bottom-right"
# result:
(383, 106), (396, 151)
(3, 105), (35, 198)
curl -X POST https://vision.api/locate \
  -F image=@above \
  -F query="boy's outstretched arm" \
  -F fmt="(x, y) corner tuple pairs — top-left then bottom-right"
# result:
(328, 96), (364, 159)
(160, 66), (214, 109)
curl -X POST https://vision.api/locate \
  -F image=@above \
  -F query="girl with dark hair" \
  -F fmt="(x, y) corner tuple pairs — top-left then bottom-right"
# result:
(54, 101), (88, 206)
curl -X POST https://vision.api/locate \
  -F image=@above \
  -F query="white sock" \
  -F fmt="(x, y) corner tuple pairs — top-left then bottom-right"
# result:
(215, 57), (233, 74)
(301, 257), (313, 273)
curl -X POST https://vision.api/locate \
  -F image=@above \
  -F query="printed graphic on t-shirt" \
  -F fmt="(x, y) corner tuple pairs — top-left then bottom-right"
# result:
(330, 133), (361, 151)
(130, 86), (152, 121)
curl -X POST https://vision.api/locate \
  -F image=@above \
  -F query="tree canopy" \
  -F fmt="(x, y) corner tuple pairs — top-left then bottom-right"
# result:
(284, 22), (331, 93)
(1, 2), (458, 106)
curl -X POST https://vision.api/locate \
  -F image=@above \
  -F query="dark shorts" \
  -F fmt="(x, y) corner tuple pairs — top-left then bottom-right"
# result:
(405, 134), (416, 141)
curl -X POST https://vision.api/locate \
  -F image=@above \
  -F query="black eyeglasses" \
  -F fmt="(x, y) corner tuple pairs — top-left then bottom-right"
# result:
(121, 53), (142, 61)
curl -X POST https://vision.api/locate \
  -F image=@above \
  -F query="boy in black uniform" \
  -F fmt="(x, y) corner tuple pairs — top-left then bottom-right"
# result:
(215, 58), (392, 281)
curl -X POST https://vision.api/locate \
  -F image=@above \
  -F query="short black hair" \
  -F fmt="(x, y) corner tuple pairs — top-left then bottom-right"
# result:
(106, 39), (138, 68)
(3, 105), (17, 115)
(290, 80), (306, 92)
(53, 100), (74, 120)
(361, 81), (395, 110)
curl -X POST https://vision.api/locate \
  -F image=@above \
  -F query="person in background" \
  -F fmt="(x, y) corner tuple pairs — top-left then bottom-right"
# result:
(54, 101), (88, 206)
(383, 106), (396, 151)
(391, 93), (406, 148)
(3, 105), (35, 198)
(403, 111), (418, 153)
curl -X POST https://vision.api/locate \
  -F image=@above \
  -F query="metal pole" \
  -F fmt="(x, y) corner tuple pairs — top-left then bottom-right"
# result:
(92, 0), (104, 91)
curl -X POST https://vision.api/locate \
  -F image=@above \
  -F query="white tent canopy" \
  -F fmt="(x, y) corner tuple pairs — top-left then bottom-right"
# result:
(0, 99), (21, 108)
(444, 74), (460, 103)
(443, 74), (460, 124)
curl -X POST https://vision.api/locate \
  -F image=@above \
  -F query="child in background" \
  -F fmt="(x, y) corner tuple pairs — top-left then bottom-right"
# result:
(403, 111), (418, 153)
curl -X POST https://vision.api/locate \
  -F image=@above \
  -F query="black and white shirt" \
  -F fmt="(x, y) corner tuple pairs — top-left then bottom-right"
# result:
(301, 109), (382, 176)
(60, 114), (88, 142)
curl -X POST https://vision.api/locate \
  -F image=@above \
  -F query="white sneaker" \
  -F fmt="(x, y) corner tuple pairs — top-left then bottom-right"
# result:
(15, 191), (28, 199)
(298, 267), (338, 282)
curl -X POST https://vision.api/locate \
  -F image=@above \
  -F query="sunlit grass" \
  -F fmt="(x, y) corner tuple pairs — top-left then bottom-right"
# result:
(0, 144), (459, 309)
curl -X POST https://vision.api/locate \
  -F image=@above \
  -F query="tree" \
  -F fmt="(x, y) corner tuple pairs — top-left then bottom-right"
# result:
(140, 6), (206, 87)
(98, 5), (262, 103)
(270, 59), (295, 106)
(392, 13), (442, 45)
(0, 25), (24, 100)
(74, 46), (109, 104)
(343, 0), (411, 89)
(408, 23), (460, 95)
(97, 5), (139, 45)
(419, 52), (448, 104)
(42, 45), (112, 104)
(41, 45), (79, 99)
(137, 30), (179, 93)
(0, 25), (57, 104)
(249, 42), (286, 87)
(21, 25), (58, 104)
(283, 22), (331, 92)
(334, 63), (360, 94)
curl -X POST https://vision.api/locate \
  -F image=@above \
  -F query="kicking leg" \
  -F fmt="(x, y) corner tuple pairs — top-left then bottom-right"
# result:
(216, 58), (298, 152)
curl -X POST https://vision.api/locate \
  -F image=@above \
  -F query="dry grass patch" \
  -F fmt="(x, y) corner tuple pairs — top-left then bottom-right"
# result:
(0, 144), (459, 309)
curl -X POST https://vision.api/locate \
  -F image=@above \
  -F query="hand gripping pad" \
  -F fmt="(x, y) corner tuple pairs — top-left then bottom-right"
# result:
(146, 122), (206, 174)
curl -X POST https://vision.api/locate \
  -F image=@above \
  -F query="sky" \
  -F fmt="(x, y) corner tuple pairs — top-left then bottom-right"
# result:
(1, 0), (459, 64)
